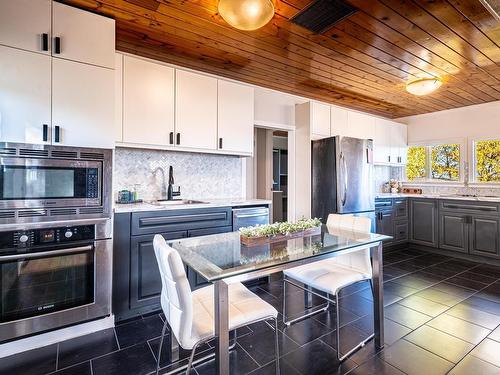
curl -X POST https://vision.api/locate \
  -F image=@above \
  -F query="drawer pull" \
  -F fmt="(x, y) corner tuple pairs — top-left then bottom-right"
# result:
(444, 203), (496, 212)
(139, 212), (227, 227)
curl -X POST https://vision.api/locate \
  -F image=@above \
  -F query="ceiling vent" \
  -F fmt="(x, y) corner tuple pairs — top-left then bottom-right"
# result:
(290, 0), (357, 34)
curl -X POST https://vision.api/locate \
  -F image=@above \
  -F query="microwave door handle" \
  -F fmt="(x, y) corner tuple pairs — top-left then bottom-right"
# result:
(0, 245), (93, 262)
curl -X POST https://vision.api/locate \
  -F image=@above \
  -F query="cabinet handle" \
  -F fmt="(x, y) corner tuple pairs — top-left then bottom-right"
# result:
(42, 124), (49, 142)
(54, 126), (61, 143)
(388, 155), (391, 163)
(41, 33), (49, 52)
(219, 138), (223, 149)
(169, 132), (174, 145)
(54, 37), (61, 54)
(176, 133), (180, 145)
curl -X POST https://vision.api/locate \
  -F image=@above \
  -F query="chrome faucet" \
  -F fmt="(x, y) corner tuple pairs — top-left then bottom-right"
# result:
(152, 166), (181, 201)
(152, 167), (168, 200)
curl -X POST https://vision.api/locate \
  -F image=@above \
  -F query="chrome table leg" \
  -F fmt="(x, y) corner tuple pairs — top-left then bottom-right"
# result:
(214, 280), (230, 375)
(372, 242), (384, 349)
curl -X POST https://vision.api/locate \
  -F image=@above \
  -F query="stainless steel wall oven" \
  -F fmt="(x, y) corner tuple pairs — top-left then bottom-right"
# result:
(0, 219), (112, 342)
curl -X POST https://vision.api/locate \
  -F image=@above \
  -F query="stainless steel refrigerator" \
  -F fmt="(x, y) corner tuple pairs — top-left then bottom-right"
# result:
(311, 136), (375, 229)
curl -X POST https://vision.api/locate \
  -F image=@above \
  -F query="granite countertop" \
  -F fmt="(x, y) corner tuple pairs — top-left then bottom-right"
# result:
(376, 193), (500, 203)
(114, 198), (273, 213)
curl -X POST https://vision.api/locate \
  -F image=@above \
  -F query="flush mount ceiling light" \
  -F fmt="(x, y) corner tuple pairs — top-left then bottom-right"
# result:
(218, 0), (275, 31)
(406, 77), (442, 96)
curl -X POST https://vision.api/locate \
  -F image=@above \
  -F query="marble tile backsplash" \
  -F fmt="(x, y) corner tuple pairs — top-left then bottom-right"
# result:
(374, 165), (404, 193)
(113, 148), (243, 201)
(402, 184), (500, 197)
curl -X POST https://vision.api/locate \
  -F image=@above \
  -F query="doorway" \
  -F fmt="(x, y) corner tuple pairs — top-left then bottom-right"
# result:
(251, 127), (293, 223)
(272, 131), (288, 222)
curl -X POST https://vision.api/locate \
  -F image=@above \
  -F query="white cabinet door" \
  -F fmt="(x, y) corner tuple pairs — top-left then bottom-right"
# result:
(0, 0), (51, 54)
(52, 58), (114, 148)
(175, 70), (217, 151)
(0, 46), (51, 144)
(122, 56), (175, 146)
(390, 122), (407, 164)
(374, 118), (392, 164)
(115, 53), (123, 142)
(217, 80), (254, 154)
(330, 106), (348, 136)
(52, 2), (115, 69)
(310, 102), (330, 137)
(346, 111), (375, 139)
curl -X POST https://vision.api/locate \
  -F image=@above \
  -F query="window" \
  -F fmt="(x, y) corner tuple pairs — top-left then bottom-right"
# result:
(406, 146), (427, 180)
(474, 139), (500, 183)
(406, 143), (461, 182)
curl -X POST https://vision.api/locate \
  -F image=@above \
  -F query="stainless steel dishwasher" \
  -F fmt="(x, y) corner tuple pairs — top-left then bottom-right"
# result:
(232, 207), (270, 231)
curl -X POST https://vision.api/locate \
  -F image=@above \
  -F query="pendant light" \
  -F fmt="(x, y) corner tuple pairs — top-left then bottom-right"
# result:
(406, 77), (442, 96)
(218, 0), (275, 31)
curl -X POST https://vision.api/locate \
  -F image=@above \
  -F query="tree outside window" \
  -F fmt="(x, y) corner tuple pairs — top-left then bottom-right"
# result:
(406, 143), (461, 182)
(406, 146), (427, 181)
(475, 140), (500, 182)
(431, 144), (460, 181)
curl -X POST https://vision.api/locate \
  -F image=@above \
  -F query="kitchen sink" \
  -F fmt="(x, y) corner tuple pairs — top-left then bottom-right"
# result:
(152, 199), (208, 206)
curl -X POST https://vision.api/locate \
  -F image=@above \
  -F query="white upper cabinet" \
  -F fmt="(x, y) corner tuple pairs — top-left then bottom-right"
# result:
(175, 70), (217, 151)
(330, 106), (348, 136)
(115, 53), (123, 142)
(122, 55), (175, 146)
(0, 46), (52, 144)
(346, 111), (375, 139)
(391, 122), (408, 164)
(374, 118), (407, 165)
(310, 102), (330, 137)
(217, 80), (254, 155)
(374, 118), (393, 164)
(0, 0), (51, 54)
(52, 2), (115, 68)
(52, 58), (114, 148)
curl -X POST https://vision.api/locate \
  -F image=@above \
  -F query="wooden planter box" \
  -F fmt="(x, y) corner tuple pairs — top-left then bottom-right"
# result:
(240, 226), (321, 246)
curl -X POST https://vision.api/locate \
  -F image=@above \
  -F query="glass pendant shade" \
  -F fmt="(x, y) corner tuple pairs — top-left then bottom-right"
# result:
(406, 78), (442, 96)
(218, 0), (275, 31)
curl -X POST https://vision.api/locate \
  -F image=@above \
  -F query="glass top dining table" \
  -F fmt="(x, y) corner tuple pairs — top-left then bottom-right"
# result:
(170, 226), (392, 375)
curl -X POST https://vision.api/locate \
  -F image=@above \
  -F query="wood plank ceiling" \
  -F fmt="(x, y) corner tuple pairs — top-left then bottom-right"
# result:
(61, 0), (500, 118)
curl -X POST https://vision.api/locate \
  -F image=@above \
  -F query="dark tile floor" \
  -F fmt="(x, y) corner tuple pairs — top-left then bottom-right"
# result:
(3, 248), (500, 375)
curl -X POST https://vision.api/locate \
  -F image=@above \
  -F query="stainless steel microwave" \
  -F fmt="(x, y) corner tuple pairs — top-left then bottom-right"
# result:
(0, 143), (112, 223)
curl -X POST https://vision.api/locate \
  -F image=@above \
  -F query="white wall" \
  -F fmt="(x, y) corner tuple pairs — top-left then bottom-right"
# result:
(254, 87), (307, 128)
(398, 101), (500, 143)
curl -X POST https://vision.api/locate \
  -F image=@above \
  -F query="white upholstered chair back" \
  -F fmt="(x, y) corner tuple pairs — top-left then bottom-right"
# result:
(325, 214), (372, 276)
(153, 234), (193, 348)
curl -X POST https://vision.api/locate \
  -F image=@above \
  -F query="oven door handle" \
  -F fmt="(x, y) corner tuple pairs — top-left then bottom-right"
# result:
(0, 245), (93, 262)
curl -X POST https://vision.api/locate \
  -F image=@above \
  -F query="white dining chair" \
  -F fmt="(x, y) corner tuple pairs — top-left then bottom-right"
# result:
(152, 234), (280, 374)
(282, 214), (375, 361)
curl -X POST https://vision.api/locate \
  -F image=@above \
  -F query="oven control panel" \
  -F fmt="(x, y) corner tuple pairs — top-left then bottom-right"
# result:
(0, 225), (95, 250)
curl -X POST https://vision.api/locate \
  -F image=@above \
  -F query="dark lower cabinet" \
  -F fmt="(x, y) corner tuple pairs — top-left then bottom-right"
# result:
(113, 207), (244, 322)
(439, 213), (468, 253)
(410, 199), (438, 248)
(129, 231), (187, 311)
(376, 210), (394, 242)
(469, 216), (500, 258)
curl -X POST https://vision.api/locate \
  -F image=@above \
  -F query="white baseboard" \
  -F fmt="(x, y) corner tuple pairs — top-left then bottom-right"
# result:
(0, 315), (115, 358)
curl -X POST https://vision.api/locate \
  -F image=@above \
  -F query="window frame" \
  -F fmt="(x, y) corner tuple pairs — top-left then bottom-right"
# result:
(404, 138), (466, 184)
(471, 137), (500, 185)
